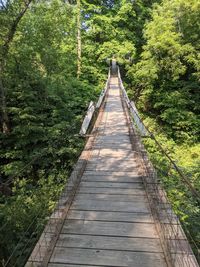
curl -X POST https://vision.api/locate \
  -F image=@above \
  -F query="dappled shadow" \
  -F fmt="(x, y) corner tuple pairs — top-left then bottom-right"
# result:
(48, 77), (168, 267)
(26, 77), (168, 267)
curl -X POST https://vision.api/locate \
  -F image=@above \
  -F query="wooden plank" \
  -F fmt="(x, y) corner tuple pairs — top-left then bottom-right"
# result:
(56, 234), (162, 252)
(99, 131), (129, 136)
(82, 175), (143, 183)
(98, 120), (126, 125)
(86, 159), (139, 166)
(48, 264), (104, 267)
(67, 210), (153, 223)
(97, 132), (129, 137)
(28, 232), (54, 262)
(98, 127), (129, 133)
(83, 171), (143, 177)
(75, 193), (148, 202)
(93, 143), (133, 149)
(169, 239), (195, 254)
(89, 156), (138, 163)
(89, 159), (138, 166)
(172, 254), (199, 267)
(86, 158), (140, 164)
(80, 181), (144, 189)
(80, 101), (95, 135)
(96, 88), (106, 109)
(96, 136), (130, 142)
(62, 220), (158, 238)
(50, 232), (195, 255)
(79, 187), (146, 195)
(29, 263), (134, 267)
(71, 199), (149, 213)
(85, 164), (140, 172)
(50, 247), (167, 267)
(161, 223), (187, 240)
(26, 262), (41, 267)
(95, 152), (137, 159)
(97, 132), (130, 138)
(94, 141), (132, 146)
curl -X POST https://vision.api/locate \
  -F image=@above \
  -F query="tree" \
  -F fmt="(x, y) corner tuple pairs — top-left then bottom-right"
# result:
(0, 0), (33, 134)
(0, 1), (96, 264)
(77, 0), (81, 78)
(130, 0), (200, 142)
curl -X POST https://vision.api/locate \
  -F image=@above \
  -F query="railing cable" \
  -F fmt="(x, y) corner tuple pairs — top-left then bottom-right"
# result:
(118, 67), (200, 200)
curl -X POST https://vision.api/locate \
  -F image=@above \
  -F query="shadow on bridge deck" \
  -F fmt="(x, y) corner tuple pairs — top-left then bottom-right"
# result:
(26, 76), (198, 267)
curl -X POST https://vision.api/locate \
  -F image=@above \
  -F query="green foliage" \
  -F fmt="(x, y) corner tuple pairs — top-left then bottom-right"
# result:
(0, 0), (199, 265)
(82, 0), (158, 75)
(130, 0), (200, 142)
(0, 176), (64, 266)
(141, 116), (200, 257)
(129, 1), (200, 253)
(0, 0), (99, 265)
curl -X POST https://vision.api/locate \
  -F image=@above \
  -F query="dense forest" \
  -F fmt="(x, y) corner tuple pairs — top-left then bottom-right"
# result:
(0, 0), (199, 266)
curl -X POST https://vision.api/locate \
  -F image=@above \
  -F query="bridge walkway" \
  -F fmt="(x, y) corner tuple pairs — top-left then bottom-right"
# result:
(35, 76), (168, 267)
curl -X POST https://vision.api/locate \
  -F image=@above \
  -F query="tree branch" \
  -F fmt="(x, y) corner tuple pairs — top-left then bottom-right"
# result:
(0, 0), (6, 10)
(3, 0), (32, 57)
(0, 0), (33, 133)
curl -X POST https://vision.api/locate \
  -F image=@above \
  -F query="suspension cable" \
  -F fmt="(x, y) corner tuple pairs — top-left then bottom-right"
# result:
(118, 67), (200, 201)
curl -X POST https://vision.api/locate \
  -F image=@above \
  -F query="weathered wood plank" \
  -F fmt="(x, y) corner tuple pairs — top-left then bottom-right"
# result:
(75, 193), (148, 202)
(48, 265), (105, 267)
(86, 161), (139, 168)
(79, 187), (146, 195)
(67, 210), (153, 223)
(85, 165), (140, 172)
(95, 138), (131, 144)
(83, 171), (143, 177)
(93, 143), (133, 149)
(62, 220), (158, 238)
(71, 199), (149, 213)
(27, 233), (54, 262)
(172, 254), (199, 267)
(26, 262), (41, 267)
(28, 263), (113, 267)
(79, 101), (95, 135)
(98, 128), (129, 134)
(88, 158), (139, 166)
(80, 181), (144, 189)
(97, 135), (130, 140)
(56, 234), (162, 252)
(97, 132), (130, 136)
(81, 174), (143, 183)
(89, 156), (138, 163)
(50, 247), (167, 267)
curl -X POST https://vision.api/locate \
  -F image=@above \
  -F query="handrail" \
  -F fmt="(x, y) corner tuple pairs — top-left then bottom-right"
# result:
(118, 67), (200, 200)
(79, 68), (111, 136)
(96, 68), (111, 108)
(79, 101), (95, 135)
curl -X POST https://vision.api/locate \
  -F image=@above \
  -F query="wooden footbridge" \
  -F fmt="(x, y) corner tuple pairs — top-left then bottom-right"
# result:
(26, 68), (199, 267)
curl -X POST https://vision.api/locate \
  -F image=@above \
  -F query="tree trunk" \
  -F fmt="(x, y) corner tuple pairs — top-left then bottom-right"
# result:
(77, 0), (81, 79)
(0, 64), (10, 133)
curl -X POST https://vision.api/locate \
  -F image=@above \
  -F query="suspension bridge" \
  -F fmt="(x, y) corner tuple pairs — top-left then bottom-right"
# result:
(20, 67), (199, 267)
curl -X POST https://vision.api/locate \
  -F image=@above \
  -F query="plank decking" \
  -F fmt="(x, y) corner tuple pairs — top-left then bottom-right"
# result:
(27, 77), (168, 267)
(49, 77), (167, 267)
